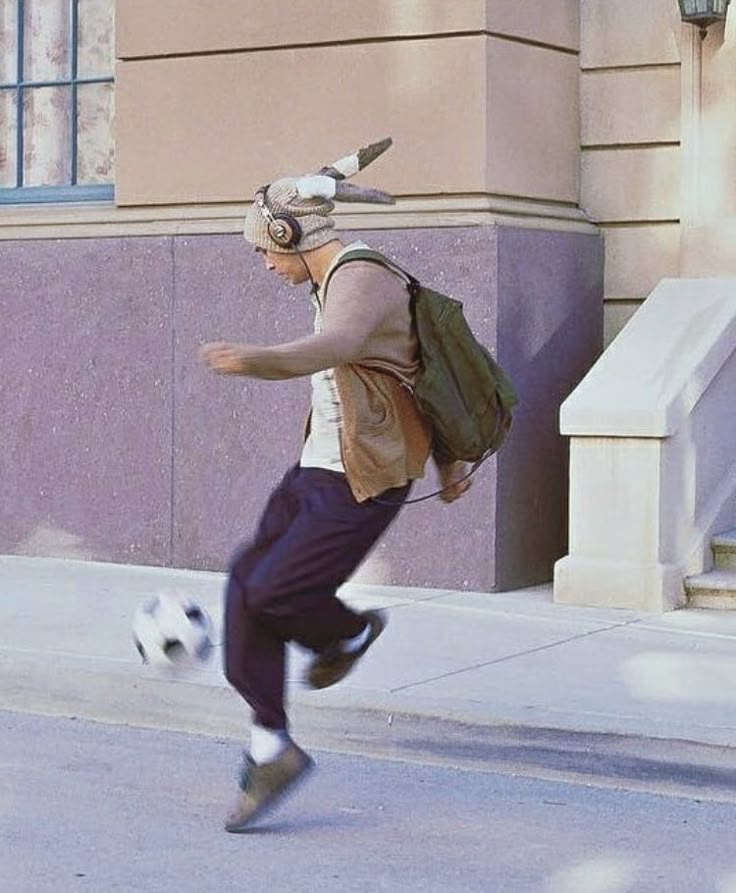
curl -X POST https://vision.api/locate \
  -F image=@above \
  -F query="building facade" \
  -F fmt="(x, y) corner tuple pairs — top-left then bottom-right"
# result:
(3, 1), (732, 599)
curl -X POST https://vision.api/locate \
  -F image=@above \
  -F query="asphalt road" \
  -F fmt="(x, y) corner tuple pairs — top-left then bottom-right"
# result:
(1, 710), (736, 893)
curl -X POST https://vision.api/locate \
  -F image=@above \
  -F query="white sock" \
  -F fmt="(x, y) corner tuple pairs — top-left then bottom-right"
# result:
(250, 724), (289, 765)
(342, 621), (371, 654)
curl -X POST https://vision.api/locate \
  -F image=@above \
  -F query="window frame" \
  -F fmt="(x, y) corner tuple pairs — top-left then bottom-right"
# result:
(0, 0), (114, 205)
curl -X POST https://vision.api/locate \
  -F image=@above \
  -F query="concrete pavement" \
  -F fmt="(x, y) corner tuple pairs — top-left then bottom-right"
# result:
(6, 710), (736, 893)
(1, 555), (736, 756)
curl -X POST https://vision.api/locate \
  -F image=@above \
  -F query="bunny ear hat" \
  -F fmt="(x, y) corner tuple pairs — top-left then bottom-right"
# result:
(244, 137), (395, 252)
(302, 136), (395, 204)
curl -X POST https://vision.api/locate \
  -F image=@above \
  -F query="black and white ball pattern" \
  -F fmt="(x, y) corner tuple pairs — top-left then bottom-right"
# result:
(132, 590), (213, 670)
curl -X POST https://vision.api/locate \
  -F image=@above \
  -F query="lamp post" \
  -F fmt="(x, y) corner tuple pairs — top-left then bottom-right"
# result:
(678, 0), (732, 39)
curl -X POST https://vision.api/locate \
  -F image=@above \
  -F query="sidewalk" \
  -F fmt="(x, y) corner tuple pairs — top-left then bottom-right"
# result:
(1, 555), (736, 752)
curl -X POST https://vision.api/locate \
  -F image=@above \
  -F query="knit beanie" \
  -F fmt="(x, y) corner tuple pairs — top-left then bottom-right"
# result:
(243, 178), (337, 253)
(244, 137), (396, 254)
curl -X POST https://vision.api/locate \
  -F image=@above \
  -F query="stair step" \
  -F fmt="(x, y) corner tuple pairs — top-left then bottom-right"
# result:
(685, 569), (736, 609)
(712, 529), (736, 571)
(688, 592), (736, 610)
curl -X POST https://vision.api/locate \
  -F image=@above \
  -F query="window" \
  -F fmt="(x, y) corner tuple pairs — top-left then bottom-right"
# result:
(0, 0), (114, 203)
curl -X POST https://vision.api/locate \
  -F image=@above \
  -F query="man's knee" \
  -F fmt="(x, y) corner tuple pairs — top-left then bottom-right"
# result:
(246, 577), (288, 616)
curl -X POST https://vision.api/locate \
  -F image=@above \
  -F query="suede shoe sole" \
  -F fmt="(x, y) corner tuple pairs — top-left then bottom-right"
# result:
(224, 741), (314, 833)
(306, 609), (387, 691)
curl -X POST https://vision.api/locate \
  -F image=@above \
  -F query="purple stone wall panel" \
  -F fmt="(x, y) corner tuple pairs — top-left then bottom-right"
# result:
(495, 227), (604, 589)
(371, 465), (498, 590)
(366, 227), (500, 350)
(2, 226), (603, 592)
(0, 238), (173, 563)
(171, 235), (311, 569)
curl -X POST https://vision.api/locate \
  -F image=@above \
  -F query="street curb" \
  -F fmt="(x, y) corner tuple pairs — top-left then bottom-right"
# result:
(2, 651), (736, 803)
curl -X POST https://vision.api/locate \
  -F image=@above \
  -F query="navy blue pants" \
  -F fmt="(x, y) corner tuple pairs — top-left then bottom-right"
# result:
(223, 465), (410, 730)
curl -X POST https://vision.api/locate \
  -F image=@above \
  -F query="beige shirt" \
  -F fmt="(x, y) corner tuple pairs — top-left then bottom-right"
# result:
(300, 242), (370, 473)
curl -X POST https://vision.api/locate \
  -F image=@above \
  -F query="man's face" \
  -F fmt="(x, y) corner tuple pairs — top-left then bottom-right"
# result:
(258, 248), (310, 286)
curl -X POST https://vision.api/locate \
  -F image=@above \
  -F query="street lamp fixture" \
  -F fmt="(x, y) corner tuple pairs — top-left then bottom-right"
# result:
(678, 0), (732, 39)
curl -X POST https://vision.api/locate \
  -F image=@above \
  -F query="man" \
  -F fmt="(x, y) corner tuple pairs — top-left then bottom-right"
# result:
(200, 138), (469, 833)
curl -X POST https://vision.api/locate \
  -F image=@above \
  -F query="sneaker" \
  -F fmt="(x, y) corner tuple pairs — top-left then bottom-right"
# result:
(305, 609), (387, 690)
(224, 740), (314, 833)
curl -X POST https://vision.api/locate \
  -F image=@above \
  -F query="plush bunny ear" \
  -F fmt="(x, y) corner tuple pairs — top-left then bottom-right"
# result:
(333, 181), (395, 204)
(317, 136), (393, 181)
(294, 136), (395, 204)
(294, 173), (395, 204)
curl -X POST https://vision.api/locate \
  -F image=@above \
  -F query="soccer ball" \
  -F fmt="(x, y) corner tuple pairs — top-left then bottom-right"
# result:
(132, 590), (214, 670)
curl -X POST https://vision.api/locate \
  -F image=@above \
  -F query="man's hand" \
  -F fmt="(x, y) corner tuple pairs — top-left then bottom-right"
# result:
(199, 342), (251, 375)
(437, 461), (472, 503)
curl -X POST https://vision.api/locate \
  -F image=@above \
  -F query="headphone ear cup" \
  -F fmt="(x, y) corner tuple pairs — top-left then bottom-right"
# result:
(268, 214), (302, 249)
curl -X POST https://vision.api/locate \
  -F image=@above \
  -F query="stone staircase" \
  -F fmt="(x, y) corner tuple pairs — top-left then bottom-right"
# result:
(685, 529), (736, 609)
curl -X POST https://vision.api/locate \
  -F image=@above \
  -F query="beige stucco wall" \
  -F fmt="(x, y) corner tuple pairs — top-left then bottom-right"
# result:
(116, 0), (580, 58)
(114, 0), (581, 216)
(580, 1), (736, 340)
(580, 0), (683, 345)
(486, 39), (579, 204)
(699, 20), (736, 221)
(680, 15), (736, 276)
(115, 38), (490, 205)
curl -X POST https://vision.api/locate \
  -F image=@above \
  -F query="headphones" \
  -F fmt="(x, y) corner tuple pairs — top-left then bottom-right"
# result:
(255, 186), (303, 250)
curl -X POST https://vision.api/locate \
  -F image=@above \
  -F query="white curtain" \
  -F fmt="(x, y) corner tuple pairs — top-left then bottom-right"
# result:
(23, 0), (72, 186)
(0, 1), (18, 186)
(0, 1), (17, 81)
(77, 0), (115, 184)
(77, 0), (114, 78)
(77, 81), (114, 184)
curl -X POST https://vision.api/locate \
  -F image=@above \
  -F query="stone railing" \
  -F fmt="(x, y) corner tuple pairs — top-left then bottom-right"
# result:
(554, 278), (736, 612)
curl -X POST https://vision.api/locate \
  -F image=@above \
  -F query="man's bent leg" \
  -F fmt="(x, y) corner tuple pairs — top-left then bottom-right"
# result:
(246, 468), (410, 656)
(224, 574), (288, 729)
(222, 466), (301, 730)
(221, 467), (316, 832)
(221, 468), (409, 831)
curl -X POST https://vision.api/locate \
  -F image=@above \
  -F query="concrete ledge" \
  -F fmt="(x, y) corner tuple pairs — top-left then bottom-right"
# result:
(0, 195), (596, 242)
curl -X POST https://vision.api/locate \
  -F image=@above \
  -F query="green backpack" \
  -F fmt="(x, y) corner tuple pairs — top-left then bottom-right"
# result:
(326, 248), (517, 467)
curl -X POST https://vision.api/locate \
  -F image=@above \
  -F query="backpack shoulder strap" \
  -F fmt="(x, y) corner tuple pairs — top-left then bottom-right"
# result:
(321, 248), (419, 298)
(320, 248), (485, 505)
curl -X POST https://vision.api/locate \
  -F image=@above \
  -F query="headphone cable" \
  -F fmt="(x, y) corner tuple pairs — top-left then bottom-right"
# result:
(294, 246), (319, 297)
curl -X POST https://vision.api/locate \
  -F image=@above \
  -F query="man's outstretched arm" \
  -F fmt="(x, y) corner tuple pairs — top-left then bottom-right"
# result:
(199, 329), (366, 380)
(200, 267), (389, 380)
